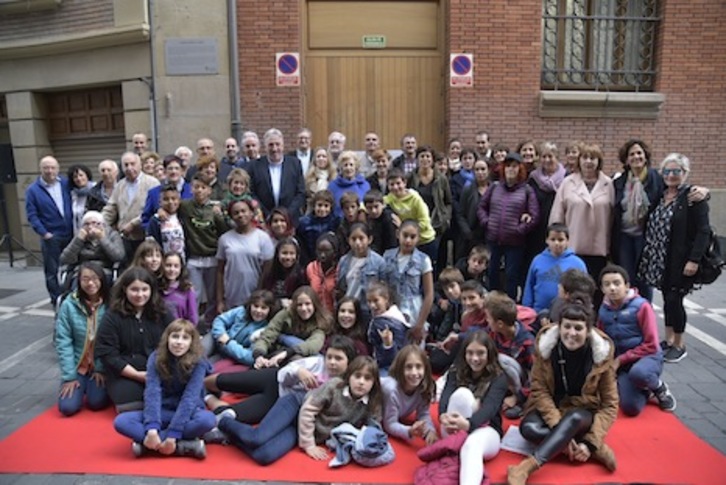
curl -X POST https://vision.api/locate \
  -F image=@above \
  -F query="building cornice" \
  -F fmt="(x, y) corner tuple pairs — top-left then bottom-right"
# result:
(0, 23), (149, 60)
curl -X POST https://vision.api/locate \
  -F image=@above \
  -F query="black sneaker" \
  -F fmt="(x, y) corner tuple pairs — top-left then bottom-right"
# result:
(203, 427), (229, 445)
(654, 381), (677, 412)
(505, 405), (524, 419)
(664, 346), (687, 363)
(660, 340), (672, 352)
(174, 439), (206, 459)
(131, 441), (147, 457)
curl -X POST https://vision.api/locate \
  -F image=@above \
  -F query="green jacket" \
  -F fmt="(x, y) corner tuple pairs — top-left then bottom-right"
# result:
(179, 199), (228, 257)
(252, 307), (326, 359)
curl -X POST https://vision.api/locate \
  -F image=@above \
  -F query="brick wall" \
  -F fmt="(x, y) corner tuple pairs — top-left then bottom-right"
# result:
(233, 0), (725, 186)
(0, 0), (114, 42)
(446, 0), (726, 187)
(237, 0), (303, 145)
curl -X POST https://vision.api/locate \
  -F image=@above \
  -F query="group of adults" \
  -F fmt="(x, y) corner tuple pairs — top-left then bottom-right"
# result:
(26, 129), (711, 364)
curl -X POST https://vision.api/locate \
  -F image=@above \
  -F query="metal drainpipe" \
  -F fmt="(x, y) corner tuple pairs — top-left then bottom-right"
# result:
(228, 0), (242, 142)
(147, 0), (159, 151)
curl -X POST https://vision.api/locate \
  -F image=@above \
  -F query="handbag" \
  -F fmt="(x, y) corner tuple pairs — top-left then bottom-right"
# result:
(695, 228), (724, 285)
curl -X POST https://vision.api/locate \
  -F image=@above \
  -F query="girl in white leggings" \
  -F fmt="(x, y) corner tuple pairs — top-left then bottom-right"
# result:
(439, 330), (508, 485)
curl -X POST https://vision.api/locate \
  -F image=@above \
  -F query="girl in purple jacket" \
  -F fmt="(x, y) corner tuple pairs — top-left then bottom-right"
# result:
(160, 252), (198, 326)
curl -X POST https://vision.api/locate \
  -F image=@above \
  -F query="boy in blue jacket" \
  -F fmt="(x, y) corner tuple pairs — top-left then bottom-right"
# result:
(597, 264), (676, 415)
(523, 223), (587, 312)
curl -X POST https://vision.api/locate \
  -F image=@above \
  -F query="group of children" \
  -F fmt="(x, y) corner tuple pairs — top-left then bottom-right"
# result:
(50, 144), (678, 480)
(55, 194), (678, 482)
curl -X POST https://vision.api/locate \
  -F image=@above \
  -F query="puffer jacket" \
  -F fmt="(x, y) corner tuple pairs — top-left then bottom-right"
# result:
(414, 430), (490, 485)
(477, 181), (539, 247)
(54, 292), (107, 382)
(210, 306), (268, 365)
(524, 324), (618, 450)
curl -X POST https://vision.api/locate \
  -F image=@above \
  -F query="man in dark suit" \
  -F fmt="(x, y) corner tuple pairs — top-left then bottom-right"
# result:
(248, 128), (306, 223)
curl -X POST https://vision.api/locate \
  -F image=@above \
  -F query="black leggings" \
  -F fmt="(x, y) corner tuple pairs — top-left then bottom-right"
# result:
(520, 409), (593, 465)
(663, 288), (687, 334)
(216, 367), (279, 424)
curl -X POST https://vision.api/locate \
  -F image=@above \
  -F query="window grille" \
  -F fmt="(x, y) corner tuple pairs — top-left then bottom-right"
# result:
(542, 0), (659, 91)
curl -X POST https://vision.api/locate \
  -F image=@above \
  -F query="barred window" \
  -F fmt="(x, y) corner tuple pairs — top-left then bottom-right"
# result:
(542, 0), (660, 91)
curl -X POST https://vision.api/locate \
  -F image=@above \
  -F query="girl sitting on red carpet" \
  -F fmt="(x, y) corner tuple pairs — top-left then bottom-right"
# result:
(381, 345), (437, 445)
(439, 330), (508, 485)
(217, 355), (383, 465)
(54, 261), (111, 417)
(113, 319), (215, 458)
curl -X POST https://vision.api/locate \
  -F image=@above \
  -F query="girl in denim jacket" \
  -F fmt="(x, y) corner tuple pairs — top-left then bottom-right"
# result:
(381, 220), (434, 343)
(205, 289), (278, 365)
(336, 222), (385, 323)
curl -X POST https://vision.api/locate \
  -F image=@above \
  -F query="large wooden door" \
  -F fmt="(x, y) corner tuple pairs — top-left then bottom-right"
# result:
(303, 1), (444, 151)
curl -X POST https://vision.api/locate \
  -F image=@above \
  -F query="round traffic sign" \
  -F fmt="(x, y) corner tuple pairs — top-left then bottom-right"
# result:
(451, 55), (472, 76)
(278, 54), (298, 75)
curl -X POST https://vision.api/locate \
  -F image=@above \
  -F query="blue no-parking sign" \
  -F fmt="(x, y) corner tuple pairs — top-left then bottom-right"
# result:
(276, 52), (300, 86)
(450, 53), (473, 87)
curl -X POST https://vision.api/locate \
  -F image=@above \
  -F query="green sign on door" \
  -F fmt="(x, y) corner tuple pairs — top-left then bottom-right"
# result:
(362, 35), (386, 49)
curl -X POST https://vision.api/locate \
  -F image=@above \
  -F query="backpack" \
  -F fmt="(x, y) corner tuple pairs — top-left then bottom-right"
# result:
(695, 228), (725, 285)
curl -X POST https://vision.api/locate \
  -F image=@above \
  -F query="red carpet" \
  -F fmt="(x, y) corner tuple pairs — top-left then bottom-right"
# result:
(0, 405), (724, 484)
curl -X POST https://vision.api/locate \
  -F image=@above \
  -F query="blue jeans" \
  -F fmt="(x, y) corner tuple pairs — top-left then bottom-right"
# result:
(488, 243), (524, 300)
(57, 373), (110, 417)
(114, 407), (216, 442)
(41, 236), (71, 305)
(219, 393), (302, 465)
(618, 233), (653, 301)
(278, 334), (304, 349)
(618, 353), (663, 416)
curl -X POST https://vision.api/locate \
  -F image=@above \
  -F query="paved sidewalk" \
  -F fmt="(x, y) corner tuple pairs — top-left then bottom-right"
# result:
(0, 259), (724, 484)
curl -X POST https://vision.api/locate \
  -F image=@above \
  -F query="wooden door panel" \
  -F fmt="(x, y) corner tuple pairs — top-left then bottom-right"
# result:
(305, 56), (443, 151)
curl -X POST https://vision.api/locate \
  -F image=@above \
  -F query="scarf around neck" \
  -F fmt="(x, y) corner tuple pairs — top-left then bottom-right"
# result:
(530, 163), (566, 193)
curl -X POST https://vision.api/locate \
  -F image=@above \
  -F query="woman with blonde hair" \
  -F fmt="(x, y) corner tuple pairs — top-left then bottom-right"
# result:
(326, 150), (371, 218)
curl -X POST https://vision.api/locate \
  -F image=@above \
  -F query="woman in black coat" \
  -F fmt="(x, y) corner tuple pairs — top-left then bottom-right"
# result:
(638, 153), (711, 363)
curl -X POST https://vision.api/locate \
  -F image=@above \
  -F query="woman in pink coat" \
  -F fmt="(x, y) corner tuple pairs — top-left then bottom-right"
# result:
(549, 144), (615, 306)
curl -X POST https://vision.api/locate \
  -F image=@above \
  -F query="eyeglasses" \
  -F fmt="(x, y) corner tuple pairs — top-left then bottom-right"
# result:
(663, 168), (684, 176)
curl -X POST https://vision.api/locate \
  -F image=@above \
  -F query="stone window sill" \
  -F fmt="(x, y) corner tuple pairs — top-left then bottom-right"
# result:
(539, 91), (665, 119)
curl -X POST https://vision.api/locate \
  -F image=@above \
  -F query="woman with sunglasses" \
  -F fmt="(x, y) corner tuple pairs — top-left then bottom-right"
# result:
(637, 154), (711, 363)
